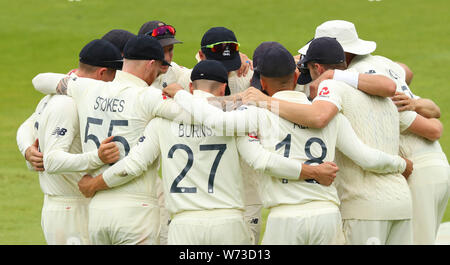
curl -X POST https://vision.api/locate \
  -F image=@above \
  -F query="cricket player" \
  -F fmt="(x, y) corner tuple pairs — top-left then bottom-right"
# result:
(242, 37), (444, 244)
(163, 42), (414, 244)
(16, 39), (123, 244)
(196, 26), (261, 243)
(79, 59), (340, 245)
(31, 35), (194, 245)
(297, 20), (449, 244)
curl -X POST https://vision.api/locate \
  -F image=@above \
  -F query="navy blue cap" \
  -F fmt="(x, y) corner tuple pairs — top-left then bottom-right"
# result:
(191, 60), (230, 96)
(299, 37), (345, 65)
(138, 20), (182, 47)
(101, 29), (136, 53)
(251, 42), (295, 91)
(201, 27), (241, 72)
(123, 35), (170, 66)
(79, 39), (123, 70)
(298, 37), (344, 84)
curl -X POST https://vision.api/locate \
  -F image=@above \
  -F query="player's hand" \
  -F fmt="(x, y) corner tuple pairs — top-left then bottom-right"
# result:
(391, 91), (416, 112)
(401, 157), (413, 179)
(242, 87), (270, 107)
(78, 174), (97, 198)
(163, 83), (184, 98)
(25, 139), (44, 171)
(98, 136), (120, 164)
(308, 69), (334, 98)
(237, 53), (253, 77)
(314, 162), (339, 186)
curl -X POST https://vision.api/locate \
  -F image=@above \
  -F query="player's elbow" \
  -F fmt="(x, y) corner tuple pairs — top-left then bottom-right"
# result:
(422, 120), (443, 141)
(312, 113), (331, 129)
(380, 79), (396, 97)
(428, 123), (443, 141)
(32, 74), (47, 93)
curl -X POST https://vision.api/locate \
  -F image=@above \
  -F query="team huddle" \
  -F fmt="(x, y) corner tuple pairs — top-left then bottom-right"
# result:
(16, 19), (450, 245)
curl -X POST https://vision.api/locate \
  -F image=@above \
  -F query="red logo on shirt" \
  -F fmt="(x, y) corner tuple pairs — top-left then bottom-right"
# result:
(319, 87), (330, 96)
(248, 132), (259, 139)
(162, 92), (168, 100)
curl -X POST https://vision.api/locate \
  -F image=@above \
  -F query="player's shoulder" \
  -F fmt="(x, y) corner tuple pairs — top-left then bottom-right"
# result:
(319, 79), (352, 91)
(45, 95), (77, 115)
(47, 94), (76, 108)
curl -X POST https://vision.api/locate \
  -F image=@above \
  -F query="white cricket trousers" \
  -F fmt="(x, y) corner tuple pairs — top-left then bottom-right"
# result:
(41, 194), (90, 245)
(88, 192), (160, 245)
(168, 209), (253, 245)
(407, 153), (450, 244)
(343, 219), (412, 245)
(156, 176), (170, 245)
(262, 201), (345, 245)
(244, 204), (262, 244)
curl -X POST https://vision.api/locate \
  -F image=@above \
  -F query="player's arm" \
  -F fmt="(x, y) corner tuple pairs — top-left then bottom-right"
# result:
(32, 73), (68, 95)
(42, 98), (116, 174)
(78, 119), (162, 197)
(32, 73), (91, 98)
(308, 69), (396, 98)
(236, 135), (338, 186)
(162, 85), (259, 134)
(403, 114), (443, 141)
(335, 114), (409, 175)
(391, 91), (441, 119)
(242, 82), (340, 128)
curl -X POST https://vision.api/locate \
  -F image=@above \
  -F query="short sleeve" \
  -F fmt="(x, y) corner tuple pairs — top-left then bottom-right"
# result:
(313, 79), (345, 111)
(399, 110), (417, 132)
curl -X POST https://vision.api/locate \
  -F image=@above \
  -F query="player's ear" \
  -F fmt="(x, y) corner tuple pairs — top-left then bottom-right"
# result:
(260, 77), (268, 93)
(219, 83), (226, 97)
(293, 70), (300, 87)
(198, 50), (206, 61)
(316, 63), (326, 75)
(97, 67), (108, 81)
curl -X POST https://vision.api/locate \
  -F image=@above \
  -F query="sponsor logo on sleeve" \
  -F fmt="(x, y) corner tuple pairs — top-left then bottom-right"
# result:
(318, 86), (330, 96)
(248, 132), (259, 142)
(365, 69), (376, 74)
(51, 127), (67, 137)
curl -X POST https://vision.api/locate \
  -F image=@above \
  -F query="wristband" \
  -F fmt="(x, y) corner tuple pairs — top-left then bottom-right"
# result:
(333, 69), (359, 89)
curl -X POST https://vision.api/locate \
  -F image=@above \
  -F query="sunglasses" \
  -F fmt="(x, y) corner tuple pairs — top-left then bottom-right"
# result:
(147, 25), (176, 38)
(202, 41), (240, 53)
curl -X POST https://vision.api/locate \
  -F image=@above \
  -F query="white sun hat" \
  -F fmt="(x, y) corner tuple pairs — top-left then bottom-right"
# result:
(298, 20), (377, 56)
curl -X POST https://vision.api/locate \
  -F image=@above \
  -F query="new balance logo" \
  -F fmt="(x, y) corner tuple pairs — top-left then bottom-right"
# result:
(365, 70), (376, 74)
(51, 127), (67, 137)
(250, 218), (259, 224)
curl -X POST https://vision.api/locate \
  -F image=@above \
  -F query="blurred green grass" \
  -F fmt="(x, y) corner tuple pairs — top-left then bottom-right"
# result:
(0, 0), (449, 244)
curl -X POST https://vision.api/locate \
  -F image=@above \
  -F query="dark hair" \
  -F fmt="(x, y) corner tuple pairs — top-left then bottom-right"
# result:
(311, 61), (347, 71)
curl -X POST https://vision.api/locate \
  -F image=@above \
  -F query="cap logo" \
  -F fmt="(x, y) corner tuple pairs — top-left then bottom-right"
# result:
(222, 47), (231, 57)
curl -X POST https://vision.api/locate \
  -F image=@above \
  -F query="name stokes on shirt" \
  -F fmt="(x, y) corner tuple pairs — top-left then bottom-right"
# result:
(94, 96), (125, 113)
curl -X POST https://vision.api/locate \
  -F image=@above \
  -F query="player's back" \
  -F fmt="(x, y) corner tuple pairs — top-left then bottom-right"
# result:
(36, 94), (84, 196)
(152, 117), (245, 215)
(316, 79), (411, 220)
(68, 71), (164, 196)
(351, 55), (447, 161)
(255, 90), (340, 208)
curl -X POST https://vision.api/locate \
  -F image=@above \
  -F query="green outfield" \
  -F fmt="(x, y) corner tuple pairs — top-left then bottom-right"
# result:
(0, 0), (449, 244)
